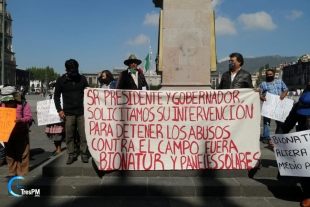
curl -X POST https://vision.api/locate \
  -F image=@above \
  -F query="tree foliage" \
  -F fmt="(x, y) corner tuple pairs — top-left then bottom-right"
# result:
(256, 66), (266, 87)
(26, 66), (61, 87)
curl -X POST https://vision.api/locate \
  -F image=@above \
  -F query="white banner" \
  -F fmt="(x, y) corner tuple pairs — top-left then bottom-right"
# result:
(37, 100), (63, 126)
(84, 88), (261, 170)
(261, 92), (294, 122)
(272, 130), (310, 177)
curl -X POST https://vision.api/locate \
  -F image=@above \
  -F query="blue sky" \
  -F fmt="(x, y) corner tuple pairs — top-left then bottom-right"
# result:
(6, 0), (310, 74)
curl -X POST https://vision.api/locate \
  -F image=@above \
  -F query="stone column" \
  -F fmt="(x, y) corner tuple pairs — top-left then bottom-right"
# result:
(153, 0), (212, 90)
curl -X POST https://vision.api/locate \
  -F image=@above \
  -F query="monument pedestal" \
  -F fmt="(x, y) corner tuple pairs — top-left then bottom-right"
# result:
(153, 0), (213, 90)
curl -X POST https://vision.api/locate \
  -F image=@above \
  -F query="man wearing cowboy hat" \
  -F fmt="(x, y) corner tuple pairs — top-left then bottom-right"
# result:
(116, 54), (149, 90)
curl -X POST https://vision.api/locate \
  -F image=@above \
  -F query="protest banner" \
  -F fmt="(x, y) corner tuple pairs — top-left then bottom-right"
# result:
(0, 108), (16, 142)
(261, 92), (294, 122)
(271, 130), (310, 177)
(37, 100), (63, 126)
(84, 88), (261, 170)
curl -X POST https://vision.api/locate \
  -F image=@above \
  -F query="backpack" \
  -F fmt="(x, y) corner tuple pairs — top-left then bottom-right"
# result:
(21, 95), (36, 127)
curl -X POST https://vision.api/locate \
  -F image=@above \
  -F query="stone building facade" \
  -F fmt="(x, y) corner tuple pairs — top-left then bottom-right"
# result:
(0, 0), (17, 85)
(282, 60), (310, 91)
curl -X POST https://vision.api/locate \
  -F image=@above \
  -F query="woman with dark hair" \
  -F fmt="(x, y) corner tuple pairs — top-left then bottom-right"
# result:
(98, 70), (117, 89)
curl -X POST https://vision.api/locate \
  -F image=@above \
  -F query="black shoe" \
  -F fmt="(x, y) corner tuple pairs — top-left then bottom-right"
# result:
(261, 138), (270, 144)
(81, 157), (89, 163)
(66, 157), (77, 165)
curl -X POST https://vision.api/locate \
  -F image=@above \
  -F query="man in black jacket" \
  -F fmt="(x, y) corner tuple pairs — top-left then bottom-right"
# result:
(54, 59), (89, 165)
(218, 52), (253, 89)
(116, 54), (149, 90)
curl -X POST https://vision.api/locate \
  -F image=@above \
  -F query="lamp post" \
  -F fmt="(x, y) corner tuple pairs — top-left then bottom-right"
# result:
(1, 0), (6, 85)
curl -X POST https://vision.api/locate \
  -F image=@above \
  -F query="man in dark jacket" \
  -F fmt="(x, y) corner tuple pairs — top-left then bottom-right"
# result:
(218, 52), (253, 89)
(54, 59), (89, 165)
(116, 54), (149, 90)
(270, 92), (310, 207)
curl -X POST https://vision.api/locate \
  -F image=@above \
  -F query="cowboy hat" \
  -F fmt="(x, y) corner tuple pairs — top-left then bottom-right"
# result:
(124, 54), (142, 66)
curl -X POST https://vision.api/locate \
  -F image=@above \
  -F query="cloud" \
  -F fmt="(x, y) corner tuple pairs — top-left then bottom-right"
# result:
(143, 12), (159, 26)
(126, 34), (149, 45)
(212, 0), (224, 10)
(215, 16), (237, 35)
(238, 11), (277, 30)
(285, 10), (303, 20)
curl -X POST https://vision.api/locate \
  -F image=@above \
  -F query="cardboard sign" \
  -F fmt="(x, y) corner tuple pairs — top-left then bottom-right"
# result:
(37, 100), (63, 126)
(261, 92), (294, 122)
(0, 108), (16, 142)
(84, 88), (261, 171)
(272, 130), (310, 177)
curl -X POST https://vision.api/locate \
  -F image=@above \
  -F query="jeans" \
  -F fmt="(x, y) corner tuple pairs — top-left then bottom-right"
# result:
(263, 116), (283, 140)
(65, 115), (88, 158)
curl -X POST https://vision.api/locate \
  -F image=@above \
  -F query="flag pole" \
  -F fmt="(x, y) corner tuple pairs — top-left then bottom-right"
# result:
(148, 38), (151, 88)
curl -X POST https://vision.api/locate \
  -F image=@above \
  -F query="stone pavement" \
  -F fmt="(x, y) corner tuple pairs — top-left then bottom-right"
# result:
(0, 95), (304, 207)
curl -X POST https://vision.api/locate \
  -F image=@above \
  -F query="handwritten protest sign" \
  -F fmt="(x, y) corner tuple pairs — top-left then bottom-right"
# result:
(48, 94), (63, 115)
(37, 100), (63, 126)
(261, 92), (294, 122)
(271, 130), (310, 177)
(0, 108), (16, 142)
(84, 88), (261, 170)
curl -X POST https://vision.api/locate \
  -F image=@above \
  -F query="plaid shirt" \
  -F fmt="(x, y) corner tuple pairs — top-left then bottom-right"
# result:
(259, 79), (288, 97)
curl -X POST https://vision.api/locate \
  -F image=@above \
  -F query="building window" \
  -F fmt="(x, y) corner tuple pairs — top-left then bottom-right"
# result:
(290, 78), (293, 85)
(298, 66), (302, 75)
(285, 78), (289, 85)
(290, 68), (294, 75)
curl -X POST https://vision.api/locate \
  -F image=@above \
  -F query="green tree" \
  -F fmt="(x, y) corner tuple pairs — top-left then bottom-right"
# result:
(26, 67), (61, 87)
(256, 66), (265, 87)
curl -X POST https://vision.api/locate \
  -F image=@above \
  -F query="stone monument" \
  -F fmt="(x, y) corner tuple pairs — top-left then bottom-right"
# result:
(153, 0), (213, 90)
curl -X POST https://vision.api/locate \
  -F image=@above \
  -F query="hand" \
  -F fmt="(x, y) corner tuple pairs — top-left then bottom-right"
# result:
(58, 110), (65, 119)
(268, 140), (275, 148)
(14, 118), (21, 123)
(260, 96), (266, 101)
(279, 95), (285, 100)
(254, 88), (260, 93)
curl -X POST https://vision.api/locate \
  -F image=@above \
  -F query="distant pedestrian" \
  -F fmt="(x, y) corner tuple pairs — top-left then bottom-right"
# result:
(218, 52), (253, 89)
(1, 85), (32, 177)
(116, 54), (149, 90)
(98, 70), (117, 89)
(259, 69), (288, 144)
(54, 59), (89, 165)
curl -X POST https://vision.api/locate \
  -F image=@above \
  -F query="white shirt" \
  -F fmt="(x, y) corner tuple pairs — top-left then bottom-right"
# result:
(231, 68), (241, 82)
(128, 69), (138, 87)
